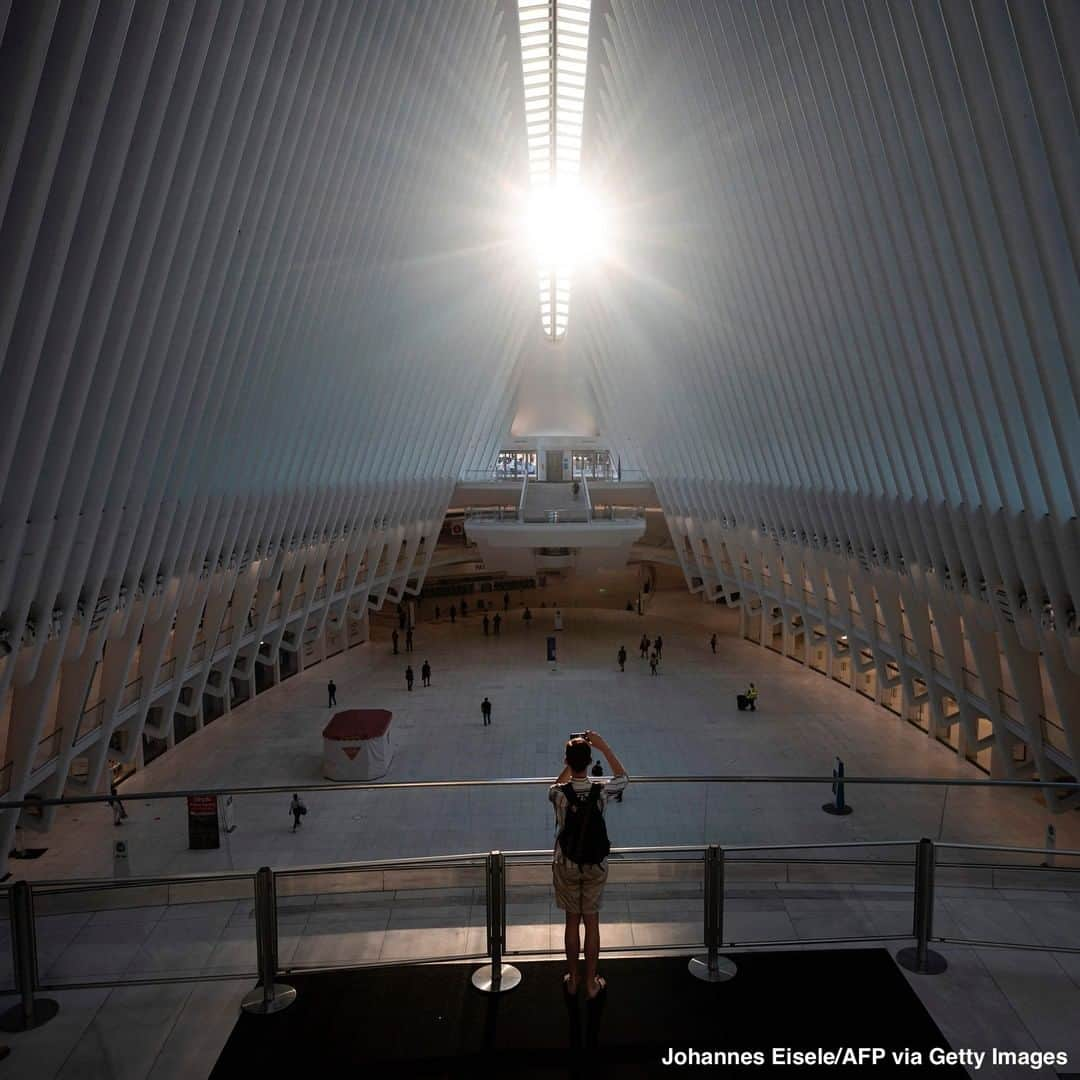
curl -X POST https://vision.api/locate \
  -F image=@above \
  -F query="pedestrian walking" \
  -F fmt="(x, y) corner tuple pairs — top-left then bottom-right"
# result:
(405, 627), (413, 652)
(503, 592), (510, 611)
(289, 793), (307, 831)
(710, 633), (717, 654)
(421, 660), (431, 687)
(328, 679), (337, 707)
(398, 608), (406, 631)
(108, 782), (127, 826)
(483, 614), (490, 636)
(654, 635), (663, 659)
(617, 646), (627, 672)
(493, 612), (502, 635)
(434, 604), (441, 621)
(523, 606), (533, 628)
(746, 682), (758, 711)
(639, 634), (650, 659)
(650, 651), (659, 676)
(405, 665), (414, 691)
(481, 696), (492, 726)
(450, 604), (457, 624)
(461, 598), (468, 618)
(392, 629), (399, 655)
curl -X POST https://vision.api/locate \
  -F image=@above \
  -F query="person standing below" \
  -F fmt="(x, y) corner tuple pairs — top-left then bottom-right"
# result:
(398, 607), (407, 631)
(523, 606), (533, 629)
(421, 660), (431, 687)
(434, 604), (441, 622)
(639, 634), (650, 659)
(481, 696), (492, 726)
(550, 732), (628, 998)
(405, 627), (413, 652)
(449, 604), (457, 624)
(493, 612), (501, 635)
(391, 629), (399, 655)
(746, 682), (758, 711)
(483, 614), (490, 636)
(108, 782), (127, 826)
(710, 633), (717, 654)
(328, 679), (337, 707)
(405, 665), (414, 691)
(461, 598), (468, 619)
(650, 651), (659, 676)
(503, 591), (510, 612)
(654, 634), (663, 659)
(617, 645), (627, 672)
(289, 793), (306, 832)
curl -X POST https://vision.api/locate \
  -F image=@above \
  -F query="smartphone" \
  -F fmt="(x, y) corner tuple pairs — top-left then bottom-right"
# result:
(569, 731), (589, 742)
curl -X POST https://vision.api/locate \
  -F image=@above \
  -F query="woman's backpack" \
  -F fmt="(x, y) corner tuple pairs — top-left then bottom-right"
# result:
(557, 784), (611, 867)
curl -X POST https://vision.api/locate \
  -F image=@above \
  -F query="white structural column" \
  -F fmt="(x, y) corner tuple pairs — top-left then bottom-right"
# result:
(577, 1), (1078, 791)
(0, 0), (536, 874)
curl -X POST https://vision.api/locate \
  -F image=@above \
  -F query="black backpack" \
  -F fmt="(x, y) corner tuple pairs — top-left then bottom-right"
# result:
(557, 783), (611, 867)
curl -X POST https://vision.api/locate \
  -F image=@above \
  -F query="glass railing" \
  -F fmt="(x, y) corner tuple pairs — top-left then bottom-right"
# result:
(75, 701), (106, 745)
(463, 506), (518, 521)
(155, 657), (177, 687)
(120, 677), (143, 709)
(0, 825), (1075, 1020)
(31, 732), (63, 773)
(590, 505), (646, 521)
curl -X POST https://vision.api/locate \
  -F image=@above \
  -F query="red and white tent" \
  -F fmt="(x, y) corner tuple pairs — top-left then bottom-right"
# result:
(322, 709), (393, 781)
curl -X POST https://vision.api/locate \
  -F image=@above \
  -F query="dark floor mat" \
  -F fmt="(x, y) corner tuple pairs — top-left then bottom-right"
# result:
(211, 949), (963, 1077)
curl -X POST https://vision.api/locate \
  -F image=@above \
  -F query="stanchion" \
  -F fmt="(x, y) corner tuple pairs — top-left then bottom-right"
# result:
(0, 882), (59, 1031)
(897, 838), (947, 975)
(472, 851), (521, 992)
(689, 845), (737, 982)
(241, 867), (297, 1014)
(822, 755), (853, 815)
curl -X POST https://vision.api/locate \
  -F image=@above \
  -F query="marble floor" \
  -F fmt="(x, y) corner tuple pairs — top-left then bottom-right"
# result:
(2, 588), (1078, 1077)
(18, 590), (1080, 884)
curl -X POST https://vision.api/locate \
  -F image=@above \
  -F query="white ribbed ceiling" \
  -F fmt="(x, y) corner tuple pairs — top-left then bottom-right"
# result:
(0, 0), (1078, 848)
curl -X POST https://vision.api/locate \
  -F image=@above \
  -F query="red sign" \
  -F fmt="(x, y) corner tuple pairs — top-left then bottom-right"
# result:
(187, 795), (217, 815)
(343, 747), (362, 760)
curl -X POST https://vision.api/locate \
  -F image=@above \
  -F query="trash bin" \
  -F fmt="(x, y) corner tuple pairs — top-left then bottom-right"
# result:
(736, 694), (748, 711)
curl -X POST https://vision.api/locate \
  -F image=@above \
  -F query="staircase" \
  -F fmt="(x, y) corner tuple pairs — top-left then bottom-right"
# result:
(521, 479), (589, 523)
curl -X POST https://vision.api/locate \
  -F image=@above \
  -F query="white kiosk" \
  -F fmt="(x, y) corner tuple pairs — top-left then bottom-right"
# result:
(322, 709), (393, 781)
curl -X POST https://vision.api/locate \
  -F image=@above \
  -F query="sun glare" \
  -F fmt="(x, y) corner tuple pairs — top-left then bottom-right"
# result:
(526, 182), (609, 269)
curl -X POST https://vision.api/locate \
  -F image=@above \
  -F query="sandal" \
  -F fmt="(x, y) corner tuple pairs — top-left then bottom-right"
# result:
(563, 973), (579, 995)
(586, 975), (607, 999)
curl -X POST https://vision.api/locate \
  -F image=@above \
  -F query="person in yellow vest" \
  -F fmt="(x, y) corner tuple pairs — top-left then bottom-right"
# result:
(746, 683), (758, 711)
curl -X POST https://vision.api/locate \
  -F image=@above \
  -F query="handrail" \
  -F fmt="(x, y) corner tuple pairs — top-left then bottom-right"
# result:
(2, 772), (1078, 811)
(2, 777), (1080, 812)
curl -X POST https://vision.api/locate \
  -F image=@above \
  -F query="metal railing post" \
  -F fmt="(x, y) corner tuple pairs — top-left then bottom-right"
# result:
(897, 839), (947, 974)
(0, 882), (59, 1031)
(689, 845), (736, 982)
(241, 867), (297, 1013)
(472, 851), (521, 992)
